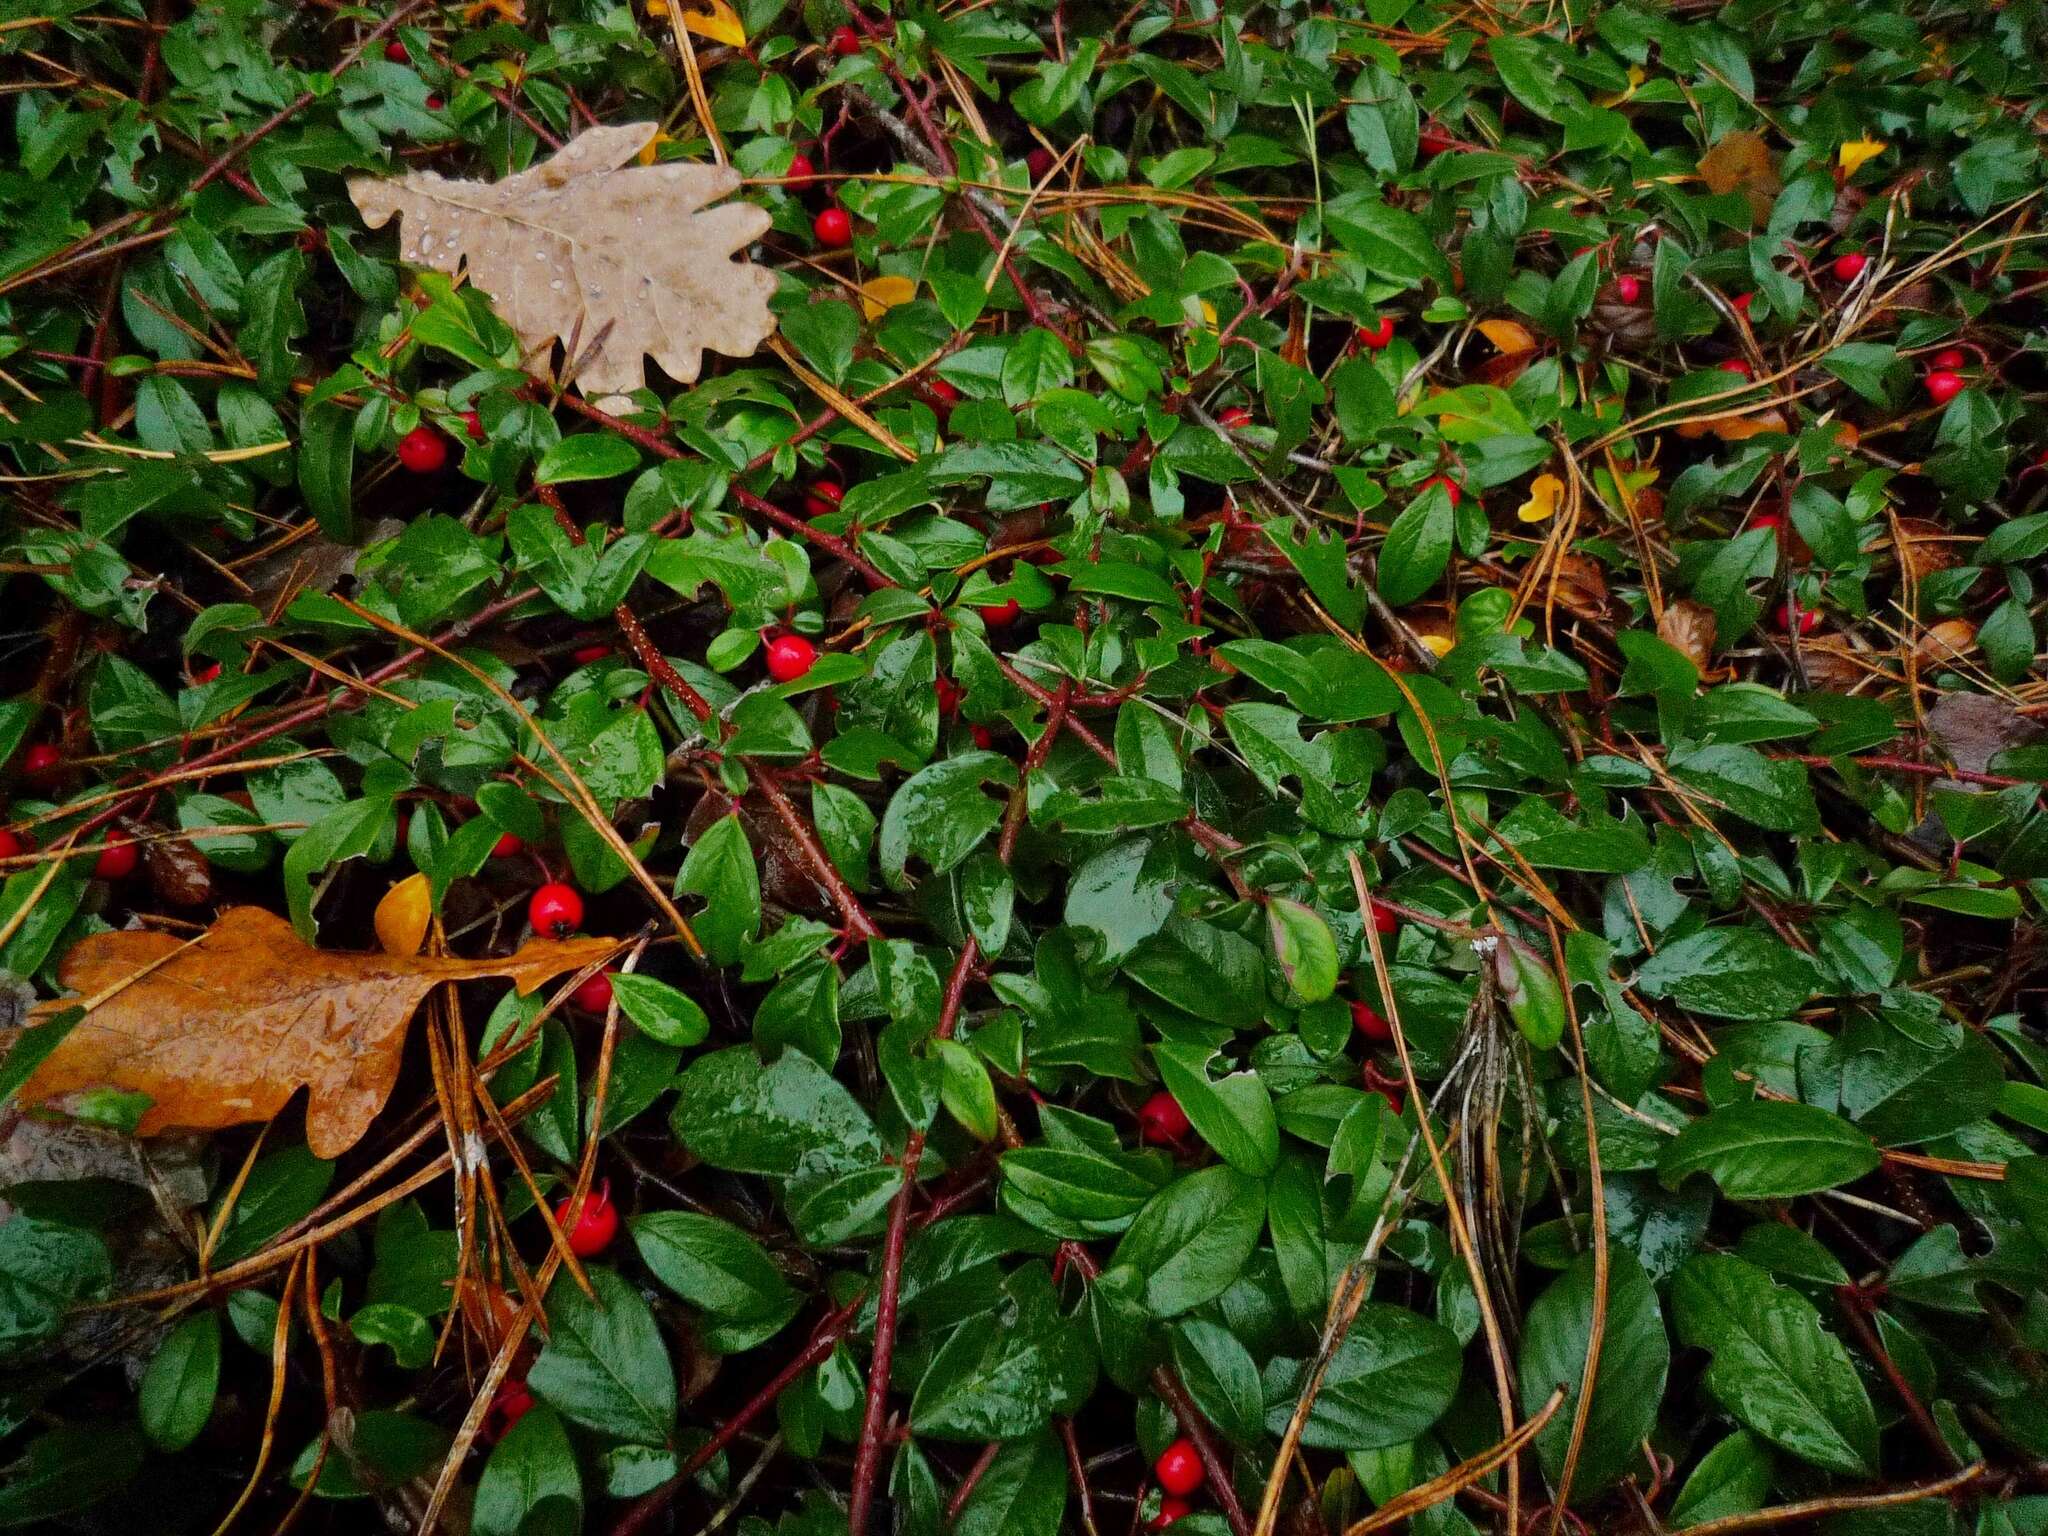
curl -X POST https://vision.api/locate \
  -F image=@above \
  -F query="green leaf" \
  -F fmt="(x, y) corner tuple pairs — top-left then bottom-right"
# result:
(473, 1403), (582, 1536)
(1659, 1100), (1880, 1199)
(910, 1266), (1094, 1440)
(1519, 1248), (1669, 1492)
(1671, 1254), (1878, 1476)
(1269, 1304), (1463, 1449)
(139, 1312), (221, 1453)
(631, 1212), (798, 1332)
(529, 1266), (677, 1447)
(1111, 1164), (1266, 1316)
(0, 1219), (111, 1357)
(671, 1045), (880, 1177)
(1633, 928), (1820, 1021)
(1171, 1319), (1265, 1445)
(1154, 1041), (1279, 1176)
(952, 1433), (1068, 1536)
(1266, 897), (1338, 1005)
(1376, 484), (1455, 606)
(0, 1426), (143, 1529)
(607, 973), (710, 1048)
(536, 434), (641, 485)
(676, 814), (761, 965)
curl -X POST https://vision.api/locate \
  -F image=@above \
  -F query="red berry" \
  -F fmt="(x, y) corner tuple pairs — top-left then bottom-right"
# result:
(978, 599), (1022, 626)
(764, 633), (818, 683)
(1025, 146), (1056, 179)
(1216, 406), (1252, 429)
(828, 23), (860, 55)
(491, 830), (524, 858)
(970, 724), (995, 750)
(1138, 1090), (1191, 1145)
(460, 409), (485, 441)
(1931, 348), (1967, 370)
(1718, 359), (1753, 379)
(572, 643), (613, 665)
(1364, 1060), (1406, 1116)
(1155, 1439), (1204, 1497)
(1418, 474), (1461, 508)
(20, 743), (62, 778)
(804, 480), (845, 518)
(1149, 1498), (1194, 1530)
(570, 969), (614, 1014)
(384, 38), (408, 61)
(1754, 512), (1785, 537)
(554, 1181), (618, 1257)
(1777, 601), (1821, 636)
(813, 206), (853, 248)
(0, 830), (20, 860)
(1369, 900), (1398, 936)
(1417, 124), (1456, 157)
(424, 94), (444, 110)
(1614, 274), (1642, 304)
(1731, 291), (1754, 315)
(1356, 315), (1395, 350)
(786, 152), (816, 185)
(528, 881), (584, 939)
(396, 425), (449, 473)
(923, 377), (961, 414)
(94, 833), (139, 881)
(485, 1380), (535, 1442)
(1351, 1000), (1392, 1042)
(1830, 251), (1868, 282)
(191, 661), (222, 685)
(936, 675), (964, 716)
(1923, 369), (1964, 405)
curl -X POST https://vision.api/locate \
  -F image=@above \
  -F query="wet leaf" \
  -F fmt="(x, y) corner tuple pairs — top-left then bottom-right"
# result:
(17, 908), (615, 1157)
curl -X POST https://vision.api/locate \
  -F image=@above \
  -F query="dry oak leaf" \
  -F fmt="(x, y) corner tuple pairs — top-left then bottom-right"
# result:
(1657, 598), (1718, 674)
(1698, 130), (1781, 227)
(349, 122), (776, 415)
(15, 907), (616, 1159)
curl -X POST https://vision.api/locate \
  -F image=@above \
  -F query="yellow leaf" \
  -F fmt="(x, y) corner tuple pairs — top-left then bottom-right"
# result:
(680, 0), (746, 47)
(636, 130), (670, 167)
(1419, 633), (1455, 658)
(375, 873), (434, 959)
(647, 0), (669, 12)
(1517, 473), (1565, 524)
(1837, 139), (1888, 177)
(859, 274), (918, 320)
(1595, 64), (1647, 106)
(461, 0), (524, 22)
(1477, 318), (1536, 354)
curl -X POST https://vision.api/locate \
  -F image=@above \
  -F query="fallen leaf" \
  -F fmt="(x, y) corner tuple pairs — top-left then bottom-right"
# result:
(1915, 619), (1976, 667)
(1837, 139), (1888, 177)
(679, 0), (746, 45)
(1894, 516), (1965, 580)
(1657, 598), (1717, 673)
(859, 274), (917, 320)
(1477, 318), (1536, 354)
(1699, 130), (1781, 226)
(1675, 407), (1788, 441)
(636, 131), (671, 168)
(1517, 473), (1565, 524)
(461, 0), (524, 21)
(375, 873), (433, 958)
(1550, 552), (1609, 619)
(350, 123), (777, 414)
(16, 908), (615, 1158)
(1595, 64), (1647, 107)
(144, 835), (213, 908)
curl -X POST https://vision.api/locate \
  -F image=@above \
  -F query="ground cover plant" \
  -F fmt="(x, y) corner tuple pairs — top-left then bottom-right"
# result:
(1, 0), (2047, 1531)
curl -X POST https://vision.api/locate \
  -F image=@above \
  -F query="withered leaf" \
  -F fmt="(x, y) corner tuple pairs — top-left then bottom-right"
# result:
(350, 123), (776, 414)
(1657, 598), (1718, 674)
(16, 907), (615, 1158)
(1698, 130), (1781, 227)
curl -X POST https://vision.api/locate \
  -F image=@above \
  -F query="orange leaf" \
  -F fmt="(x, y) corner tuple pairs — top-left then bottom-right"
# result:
(374, 872), (433, 958)
(859, 274), (918, 320)
(1477, 318), (1536, 354)
(18, 907), (616, 1157)
(680, 0), (746, 47)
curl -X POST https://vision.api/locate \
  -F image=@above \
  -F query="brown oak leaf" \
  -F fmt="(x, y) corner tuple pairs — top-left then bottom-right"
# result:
(16, 907), (615, 1158)
(1699, 130), (1781, 227)
(349, 122), (776, 414)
